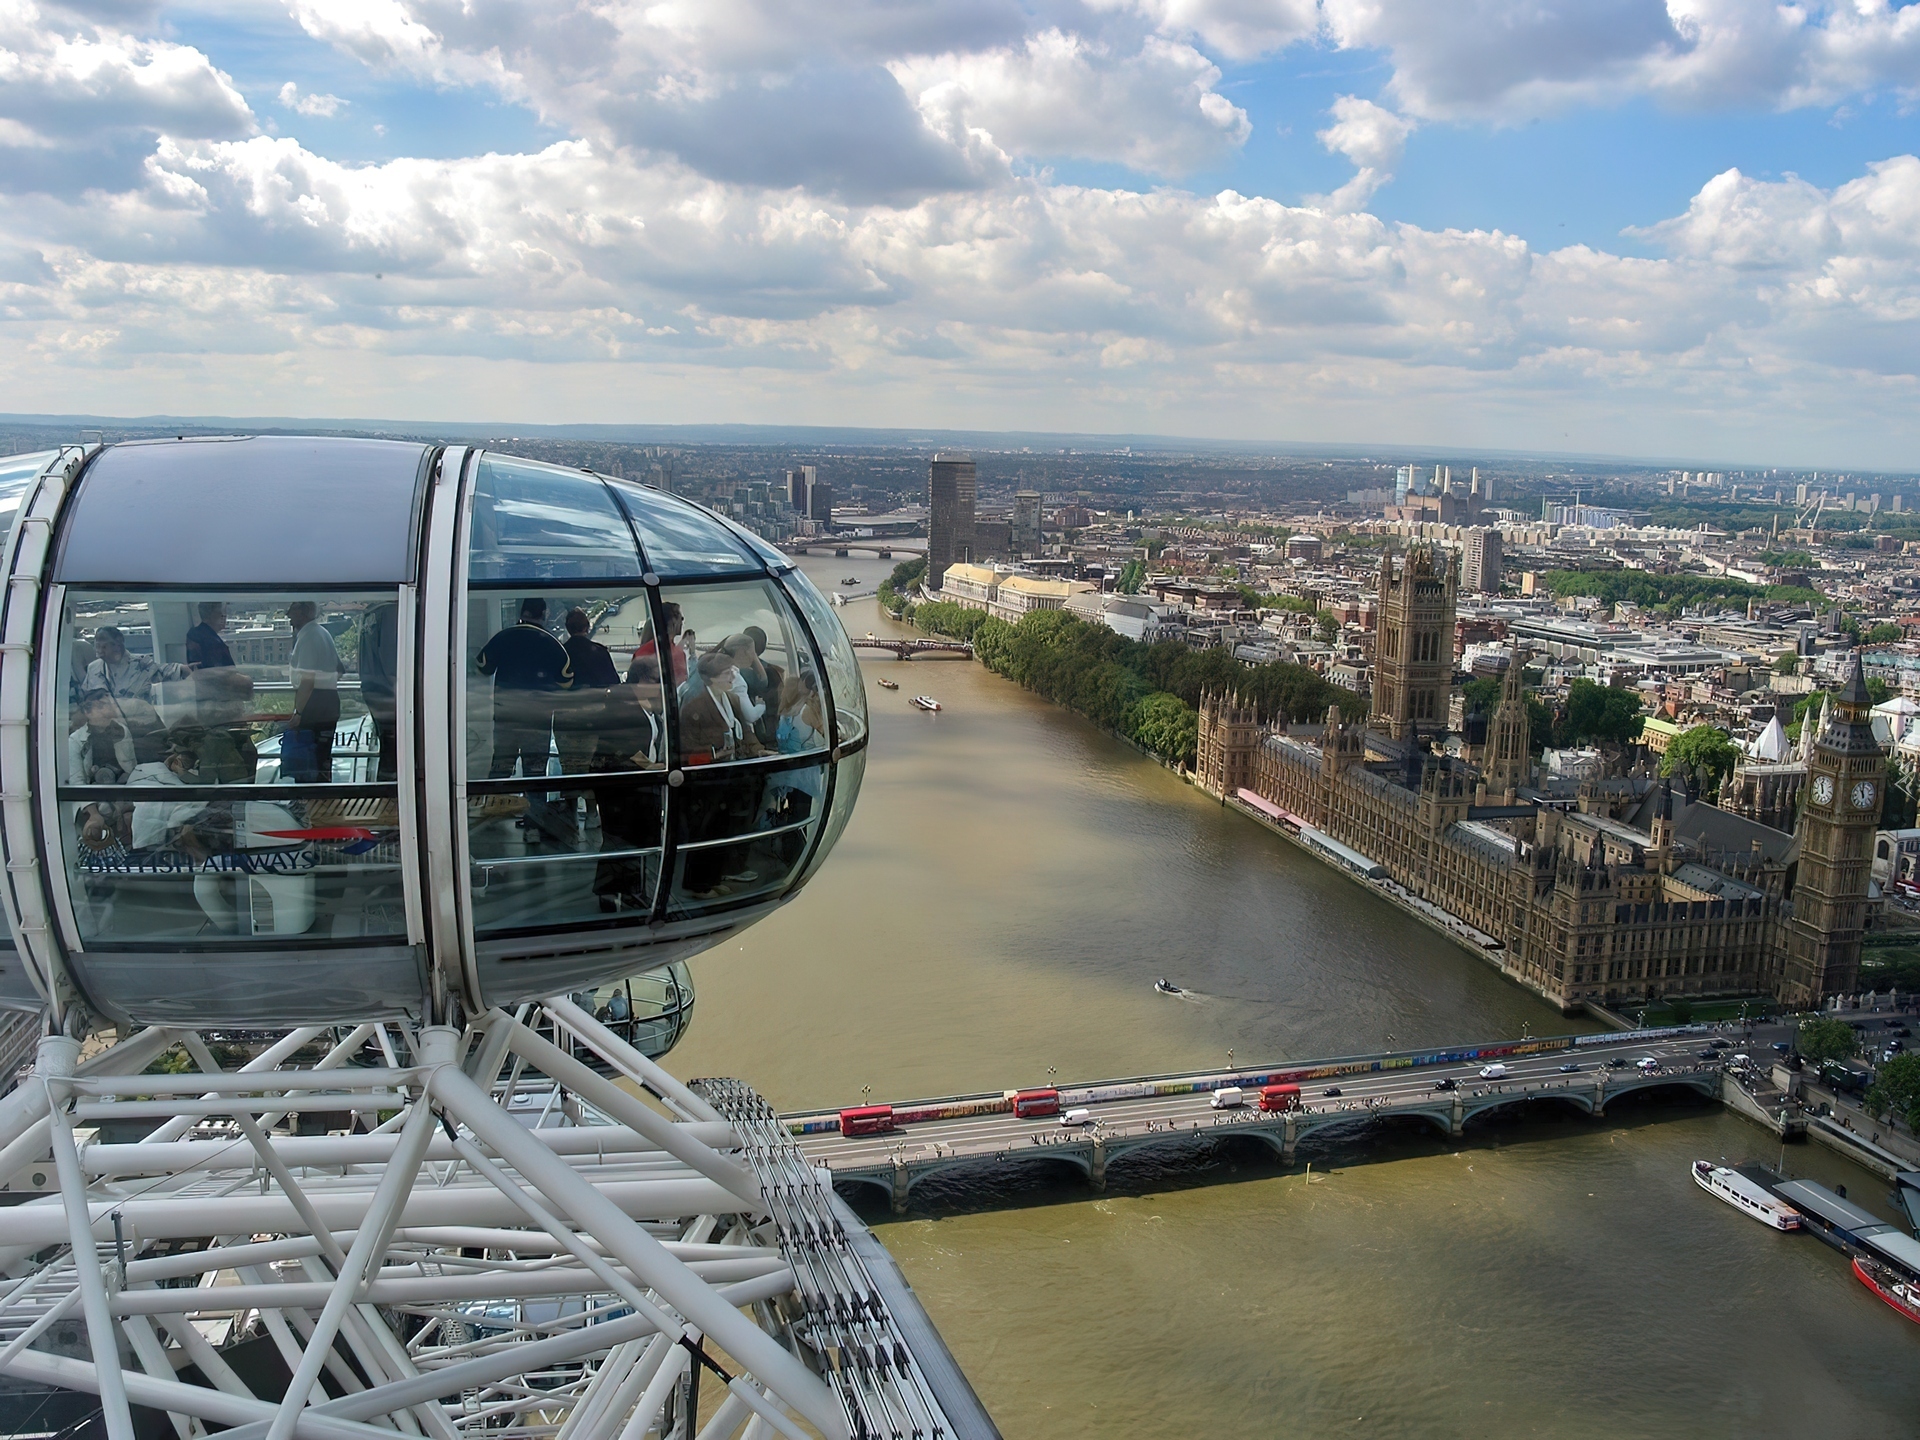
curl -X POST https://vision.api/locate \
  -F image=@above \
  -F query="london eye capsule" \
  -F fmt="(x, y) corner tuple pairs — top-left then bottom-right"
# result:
(0, 437), (866, 1031)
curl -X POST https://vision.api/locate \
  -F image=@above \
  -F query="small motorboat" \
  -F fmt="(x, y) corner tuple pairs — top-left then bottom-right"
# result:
(1854, 1256), (1920, 1325)
(841, 576), (858, 585)
(1152, 978), (1183, 995)
(877, 677), (899, 690)
(910, 695), (941, 712)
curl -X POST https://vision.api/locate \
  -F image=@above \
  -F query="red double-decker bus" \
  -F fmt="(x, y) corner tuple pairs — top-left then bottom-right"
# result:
(838, 1105), (895, 1137)
(1259, 1084), (1301, 1112)
(1012, 1088), (1060, 1118)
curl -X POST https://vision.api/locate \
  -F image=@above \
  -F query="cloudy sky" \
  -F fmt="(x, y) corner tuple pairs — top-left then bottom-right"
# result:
(4, 2), (1920, 466)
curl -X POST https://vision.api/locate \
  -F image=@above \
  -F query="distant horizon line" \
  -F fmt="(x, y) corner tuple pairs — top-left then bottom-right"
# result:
(0, 411), (1909, 480)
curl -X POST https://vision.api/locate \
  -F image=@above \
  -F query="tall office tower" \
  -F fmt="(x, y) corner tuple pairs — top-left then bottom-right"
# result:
(1395, 466), (1413, 505)
(1011, 491), (1043, 554)
(786, 465), (815, 512)
(1462, 527), (1503, 594)
(1796, 482), (1809, 505)
(1895, 495), (1906, 514)
(1781, 659), (1885, 1006)
(807, 478), (834, 524)
(1373, 545), (1458, 742)
(1480, 470), (1493, 504)
(1872, 493), (1882, 514)
(927, 453), (977, 591)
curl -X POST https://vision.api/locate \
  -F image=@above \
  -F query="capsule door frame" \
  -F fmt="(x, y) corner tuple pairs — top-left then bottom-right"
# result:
(416, 445), (482, 1015)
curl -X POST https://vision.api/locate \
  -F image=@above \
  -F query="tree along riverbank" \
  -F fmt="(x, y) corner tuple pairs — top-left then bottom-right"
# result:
(877, 559), (1363, 767)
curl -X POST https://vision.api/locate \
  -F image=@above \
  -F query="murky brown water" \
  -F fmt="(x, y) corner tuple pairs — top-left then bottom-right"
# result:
(664, 554), (1920, 1438)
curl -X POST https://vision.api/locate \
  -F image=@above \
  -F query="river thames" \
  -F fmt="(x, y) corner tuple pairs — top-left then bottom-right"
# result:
(665, 555), (1920, 1438)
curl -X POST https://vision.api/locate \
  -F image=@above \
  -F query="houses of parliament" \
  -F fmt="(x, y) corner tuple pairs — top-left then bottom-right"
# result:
(1196, 546), (1882, 1013)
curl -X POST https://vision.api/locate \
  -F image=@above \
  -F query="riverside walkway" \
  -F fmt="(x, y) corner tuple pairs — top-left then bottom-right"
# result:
(787, 1028), (1747, 1212)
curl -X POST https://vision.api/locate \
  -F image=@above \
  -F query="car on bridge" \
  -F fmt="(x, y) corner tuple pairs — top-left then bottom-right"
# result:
(1059, 1108), (1096, 1128)
(1432, 1077), (1458, 1092)
(1558, 1062), (1581, 1073)
(1636, 1057), (1662, 1071)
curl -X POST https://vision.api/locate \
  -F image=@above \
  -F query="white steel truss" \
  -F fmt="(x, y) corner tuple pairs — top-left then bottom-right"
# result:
(0, 1001), (982, 1440)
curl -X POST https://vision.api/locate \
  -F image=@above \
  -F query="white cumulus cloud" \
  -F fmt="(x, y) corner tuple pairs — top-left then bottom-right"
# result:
(1321, 0), (1920, 122)
(894, 30), (1250, 177)
(277, 82), (346, 118)
(1311, 94), (1414, 211)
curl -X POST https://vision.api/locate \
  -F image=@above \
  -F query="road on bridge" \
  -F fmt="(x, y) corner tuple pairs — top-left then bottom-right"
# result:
(796, 1027), (1783, 1174)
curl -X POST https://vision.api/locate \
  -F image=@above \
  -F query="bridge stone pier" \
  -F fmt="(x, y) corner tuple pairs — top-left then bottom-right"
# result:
(794, 1029), (1737, 1213)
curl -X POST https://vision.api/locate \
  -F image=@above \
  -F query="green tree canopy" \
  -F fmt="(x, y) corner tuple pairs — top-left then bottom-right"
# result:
(1865, 623), (1903, 645)
(1125, 692), (1199, 764)
(909, 604), (1365, 767)
(1867, 1052), (1920, 1130)
(1116, 559), (1146, 594)
(1543, 569), (1822, 612)
(1556, 678), (1645, 747)
(1314, 609), (1340, 644)
(1773, 652), (1800, 675)
(1660, 724), (1740, 792)
(1795, 1015), (1859, 1066)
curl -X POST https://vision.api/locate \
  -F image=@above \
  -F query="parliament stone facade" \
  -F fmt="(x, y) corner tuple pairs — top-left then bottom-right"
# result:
(1197, 547), (1882, 1013)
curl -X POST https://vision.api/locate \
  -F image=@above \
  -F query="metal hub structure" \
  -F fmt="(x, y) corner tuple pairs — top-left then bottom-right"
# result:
(0, 1001), (993, 1439)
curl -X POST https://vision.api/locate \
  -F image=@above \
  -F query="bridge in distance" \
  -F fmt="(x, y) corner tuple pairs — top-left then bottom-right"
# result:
(785, 1029), (1763, 1211)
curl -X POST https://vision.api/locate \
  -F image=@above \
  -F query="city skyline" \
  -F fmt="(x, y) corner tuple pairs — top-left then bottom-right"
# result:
(0, 4), (1918, 466)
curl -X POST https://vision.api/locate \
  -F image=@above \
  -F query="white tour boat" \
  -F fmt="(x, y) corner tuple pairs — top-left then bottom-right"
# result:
(1691, 1160), (1802, 1231)
(910, 695), (942, 712)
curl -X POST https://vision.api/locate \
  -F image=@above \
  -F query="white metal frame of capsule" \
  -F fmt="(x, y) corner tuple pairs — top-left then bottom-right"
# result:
(0, 1002), (987, 1440)
(0, 437), (868, 1037)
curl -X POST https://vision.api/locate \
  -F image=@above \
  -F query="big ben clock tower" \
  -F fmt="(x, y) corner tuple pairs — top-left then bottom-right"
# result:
(1783, 656), (1885, 1006)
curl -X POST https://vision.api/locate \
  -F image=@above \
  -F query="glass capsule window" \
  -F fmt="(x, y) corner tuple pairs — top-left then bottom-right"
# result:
(453, 460), (865, 938)
(468, 455), (642, 582)
(663, 582), (828, 765)
(606, 478), (760, 577)
(462, 587), (673, 938)
(780, 568), (866, 746)
(57, 591), (406, 948)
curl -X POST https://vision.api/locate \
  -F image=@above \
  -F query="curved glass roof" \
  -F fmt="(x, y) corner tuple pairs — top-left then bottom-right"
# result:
(56, 437), (431, 585)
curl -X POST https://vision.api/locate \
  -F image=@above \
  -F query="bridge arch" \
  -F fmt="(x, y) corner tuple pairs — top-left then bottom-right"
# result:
(1459, 1091), (1599, 1128)
(1593, 1074), (1720, 1115)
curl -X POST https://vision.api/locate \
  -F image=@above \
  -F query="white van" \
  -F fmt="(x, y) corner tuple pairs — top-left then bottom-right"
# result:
(1210, 1086), (1246, 1110)
(1636, 1056), (1661, 1072)
(1059, 1108), (1095, 1128)
(1478, 1063), (1508, 1079)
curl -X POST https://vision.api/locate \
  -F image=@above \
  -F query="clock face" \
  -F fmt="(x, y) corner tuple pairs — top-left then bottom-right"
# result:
(1853, 779), (1878, 811)
(1813, 775), (1834, 806)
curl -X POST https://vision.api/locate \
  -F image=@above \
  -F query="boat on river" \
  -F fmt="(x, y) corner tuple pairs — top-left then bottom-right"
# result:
(910, 695), (941, 712)
(841, 576), (858, 585)
(1691, 1160), (1802, 1230)
(1853, 1257), (1920, 1325)
(1153, 979), (1184, 995)
(877, 677), (899, 690)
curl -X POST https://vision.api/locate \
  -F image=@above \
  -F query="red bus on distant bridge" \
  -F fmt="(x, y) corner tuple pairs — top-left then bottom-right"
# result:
(1259, 1084), (1302, 1112)
(838, 1105), (896, 1137)
(1012, 1088), (1060, 1118)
